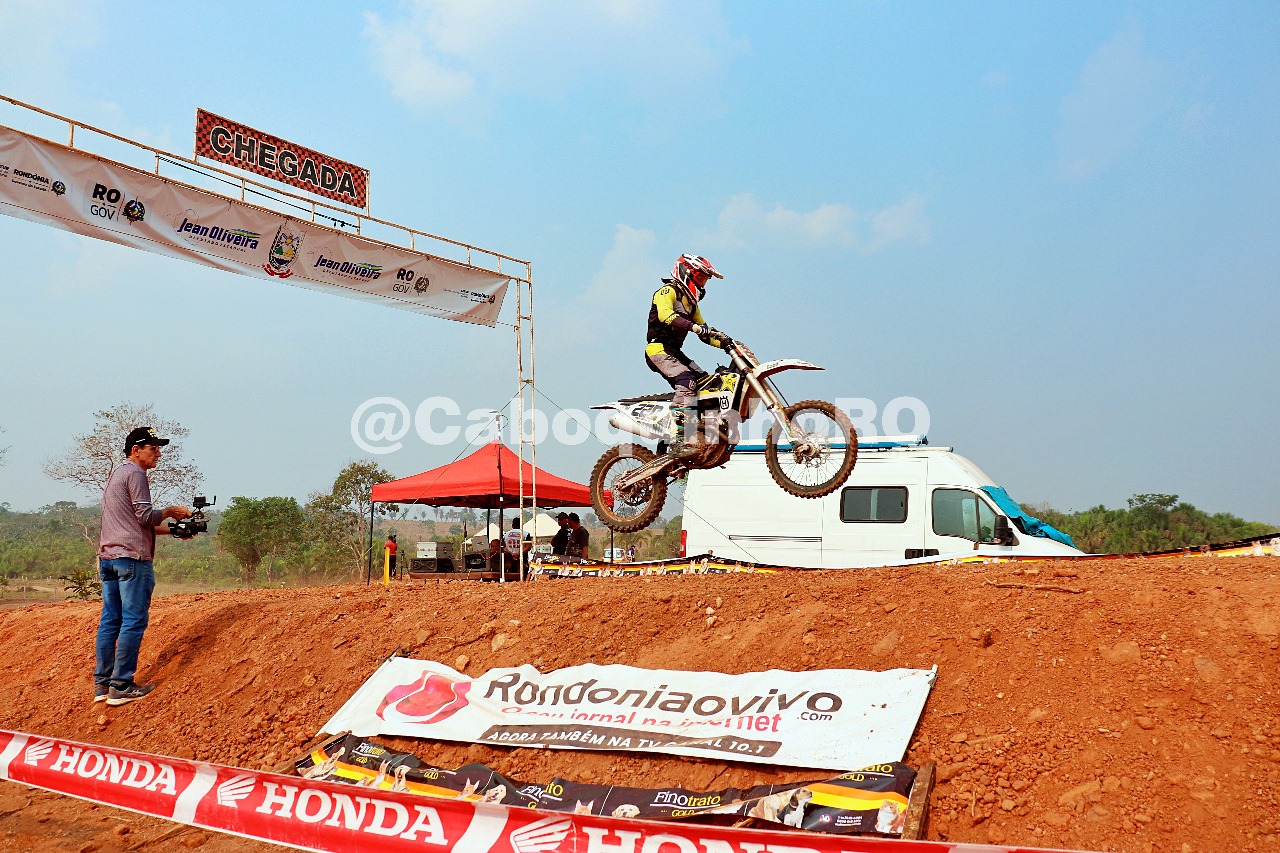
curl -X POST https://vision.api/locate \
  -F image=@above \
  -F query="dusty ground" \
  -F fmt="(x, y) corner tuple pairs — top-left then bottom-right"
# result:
(0, 556), (1277, 853)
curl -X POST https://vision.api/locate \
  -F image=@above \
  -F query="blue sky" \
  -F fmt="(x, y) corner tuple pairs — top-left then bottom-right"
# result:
(1, 1), (1277, 525)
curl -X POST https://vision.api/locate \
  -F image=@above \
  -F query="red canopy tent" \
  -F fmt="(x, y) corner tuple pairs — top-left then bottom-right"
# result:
(368, 442), (595, 582)
(371, 441), (593, 508)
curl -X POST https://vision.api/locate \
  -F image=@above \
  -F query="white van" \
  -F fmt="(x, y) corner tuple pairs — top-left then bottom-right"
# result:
(681, 436), (1085, 568)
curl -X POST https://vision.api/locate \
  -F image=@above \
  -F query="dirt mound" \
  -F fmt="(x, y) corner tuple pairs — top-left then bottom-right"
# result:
(1, 556), (1278, 852)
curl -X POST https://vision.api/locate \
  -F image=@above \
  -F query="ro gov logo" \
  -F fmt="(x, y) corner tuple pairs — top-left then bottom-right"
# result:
(88, 183), (145, 224)
(394, 268), (430, 294)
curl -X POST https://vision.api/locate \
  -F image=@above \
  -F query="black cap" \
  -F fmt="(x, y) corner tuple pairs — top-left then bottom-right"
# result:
(568, 512), (581, 522)
(124, 426), (170, 453)
(556, 512), (569, 520)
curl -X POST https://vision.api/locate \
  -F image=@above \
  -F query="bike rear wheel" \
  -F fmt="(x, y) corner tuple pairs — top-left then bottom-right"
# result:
(765, 400), (857, 498)
(591, 444), (668, 532)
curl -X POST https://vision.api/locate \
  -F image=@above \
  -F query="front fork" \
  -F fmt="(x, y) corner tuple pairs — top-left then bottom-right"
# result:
(742, 367), (824, 462)
(743, 370), (797, 445)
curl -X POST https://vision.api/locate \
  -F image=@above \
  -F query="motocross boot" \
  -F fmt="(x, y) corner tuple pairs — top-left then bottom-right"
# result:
(669, 407), (706, 458)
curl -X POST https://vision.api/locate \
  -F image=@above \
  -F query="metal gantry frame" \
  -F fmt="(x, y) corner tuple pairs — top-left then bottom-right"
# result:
(1, 92), (541, 561)
(513, 270), (536, 580)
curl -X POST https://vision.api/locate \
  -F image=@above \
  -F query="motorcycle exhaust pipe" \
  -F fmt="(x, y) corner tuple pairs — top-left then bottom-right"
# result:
(609, 411), (668, 441)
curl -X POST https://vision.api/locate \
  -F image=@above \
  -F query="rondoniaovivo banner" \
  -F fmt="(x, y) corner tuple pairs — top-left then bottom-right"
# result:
(321, 659), (936, 772)
(196, 109), (368, 208)
(0, 125), (509, 325)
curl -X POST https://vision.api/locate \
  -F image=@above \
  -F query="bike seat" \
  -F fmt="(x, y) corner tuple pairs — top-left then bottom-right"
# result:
(617, 392), (675, 404)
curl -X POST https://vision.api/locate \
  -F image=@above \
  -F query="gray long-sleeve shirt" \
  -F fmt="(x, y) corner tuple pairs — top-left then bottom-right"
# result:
(98, 461), (164, 561)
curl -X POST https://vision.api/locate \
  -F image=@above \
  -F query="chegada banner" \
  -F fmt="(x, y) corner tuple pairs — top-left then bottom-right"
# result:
(0, 729), (1090, 853)
(195, 109), (368, 208)
(0, 124), (508, 325)
(321, 659), (936, 772)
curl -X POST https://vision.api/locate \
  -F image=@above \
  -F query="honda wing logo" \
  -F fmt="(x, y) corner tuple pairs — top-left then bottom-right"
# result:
(217, 773), (256, 806)
(23, 739), (54, 765)
(509, 816), (573, 853)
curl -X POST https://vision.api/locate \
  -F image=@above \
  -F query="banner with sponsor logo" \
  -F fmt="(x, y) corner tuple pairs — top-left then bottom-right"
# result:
(0, 729), (1087, 853)
(0, 125), (508, 325)
(321, 659), (935, 772)
(195, 109), (368, 208)
(299, 733), (918, 836)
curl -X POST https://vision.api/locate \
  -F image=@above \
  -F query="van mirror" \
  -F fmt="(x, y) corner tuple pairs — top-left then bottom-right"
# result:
(993, 515), (1016, 546)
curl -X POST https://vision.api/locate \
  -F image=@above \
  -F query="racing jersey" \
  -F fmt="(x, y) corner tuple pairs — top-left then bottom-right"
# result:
(645, 281), (724, 357)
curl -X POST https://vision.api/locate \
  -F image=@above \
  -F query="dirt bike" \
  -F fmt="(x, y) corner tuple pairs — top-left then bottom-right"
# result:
(589, 333), (857, 532)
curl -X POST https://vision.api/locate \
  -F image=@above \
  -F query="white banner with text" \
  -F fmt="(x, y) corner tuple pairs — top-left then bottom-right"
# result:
(322, 659), (936, 772)
(0, 125), (509, 325)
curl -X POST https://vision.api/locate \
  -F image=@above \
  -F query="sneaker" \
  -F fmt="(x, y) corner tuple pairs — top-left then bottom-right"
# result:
(93, 684), (109, 703)
(106, 683), (155, 706)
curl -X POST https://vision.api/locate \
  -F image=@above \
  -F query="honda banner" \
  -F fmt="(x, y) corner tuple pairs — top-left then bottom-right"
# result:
(0, 729), (1083, 853)
(321, 659), (936, 772)
(0, 125), (509, 325)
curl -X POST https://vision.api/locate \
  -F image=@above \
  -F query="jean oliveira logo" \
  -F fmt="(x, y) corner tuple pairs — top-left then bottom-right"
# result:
(311, 249), (383, 281)
(174, 215), (261, 253)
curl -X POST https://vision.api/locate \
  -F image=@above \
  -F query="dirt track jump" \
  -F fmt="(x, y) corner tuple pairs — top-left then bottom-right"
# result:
(1, 554), (1277, 852)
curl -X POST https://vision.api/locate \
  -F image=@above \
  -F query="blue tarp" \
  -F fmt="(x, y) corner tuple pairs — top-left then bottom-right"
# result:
(980, 486), (1078, 549)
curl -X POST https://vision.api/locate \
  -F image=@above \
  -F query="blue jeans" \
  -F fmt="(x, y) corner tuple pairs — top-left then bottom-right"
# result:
(94, 558), (155, 688)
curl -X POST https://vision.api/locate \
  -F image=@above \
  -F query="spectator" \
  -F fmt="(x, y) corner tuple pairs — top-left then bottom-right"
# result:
(503, 517), (532, 578)
(626, 544), (636, 562)
(94, 427), (193, 707)
(385, 533), (398, 578)
(550, 512), (570, 557)
(567, 512), (590, 563)
(486, 539), (505, 572)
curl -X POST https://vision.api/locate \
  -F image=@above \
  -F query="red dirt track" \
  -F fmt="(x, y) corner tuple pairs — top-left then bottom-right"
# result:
(1, 556), (1278, 852)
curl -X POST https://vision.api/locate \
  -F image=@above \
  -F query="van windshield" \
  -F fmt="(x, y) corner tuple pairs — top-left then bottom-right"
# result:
(932, 488), (997, 542)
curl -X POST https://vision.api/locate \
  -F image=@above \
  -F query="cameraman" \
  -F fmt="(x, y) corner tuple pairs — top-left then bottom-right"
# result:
(93, 427), (193, 707)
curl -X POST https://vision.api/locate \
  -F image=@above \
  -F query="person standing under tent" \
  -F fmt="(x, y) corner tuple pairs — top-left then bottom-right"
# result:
(550, 512), (570, 557)
(566, 513), (590, 563)
(385, 533), (398, 579)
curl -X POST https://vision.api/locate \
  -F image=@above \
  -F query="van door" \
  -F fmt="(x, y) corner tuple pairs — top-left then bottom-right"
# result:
(925, 487), (1012, 556)
(821, 458), (926, 567)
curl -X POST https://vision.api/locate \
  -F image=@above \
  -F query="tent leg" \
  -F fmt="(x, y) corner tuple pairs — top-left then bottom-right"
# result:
(366, 500), (376, 585)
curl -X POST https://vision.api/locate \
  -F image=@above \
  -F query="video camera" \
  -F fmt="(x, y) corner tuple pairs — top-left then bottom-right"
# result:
(169, 495), (215, 539)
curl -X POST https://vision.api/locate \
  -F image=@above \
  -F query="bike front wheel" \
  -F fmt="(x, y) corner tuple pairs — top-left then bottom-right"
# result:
(591, 444), (668, 532)
(765, 400), (857, 498)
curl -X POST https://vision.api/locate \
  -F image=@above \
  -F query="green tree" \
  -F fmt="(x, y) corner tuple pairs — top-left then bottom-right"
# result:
(217, 496), (305, 585)
(1029, 494), (1275, 554)
(306, 461), (398, 578)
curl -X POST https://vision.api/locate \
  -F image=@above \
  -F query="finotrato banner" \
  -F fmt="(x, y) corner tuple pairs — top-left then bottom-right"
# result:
(322, 659), (936, 772)
(0, 125), (509, 326)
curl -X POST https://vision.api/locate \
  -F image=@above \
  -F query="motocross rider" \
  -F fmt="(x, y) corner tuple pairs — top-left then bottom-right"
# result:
(646, 254), (731, 457)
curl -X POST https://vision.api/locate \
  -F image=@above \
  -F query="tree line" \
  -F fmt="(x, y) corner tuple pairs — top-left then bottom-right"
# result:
(4, 404), (1275, 595)
(1024, 493), (1275, 555)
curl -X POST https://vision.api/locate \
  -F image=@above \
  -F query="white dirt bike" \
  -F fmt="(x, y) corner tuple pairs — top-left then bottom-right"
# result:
(589, 333), (857, 532)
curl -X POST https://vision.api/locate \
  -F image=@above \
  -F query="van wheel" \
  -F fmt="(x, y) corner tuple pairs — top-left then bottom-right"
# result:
(591, 444), (668, 532)
(765, 400), (857, 498)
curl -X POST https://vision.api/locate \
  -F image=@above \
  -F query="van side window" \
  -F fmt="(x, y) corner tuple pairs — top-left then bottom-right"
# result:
(840, 487), (908, 523)
(932, 488), (999, 542)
